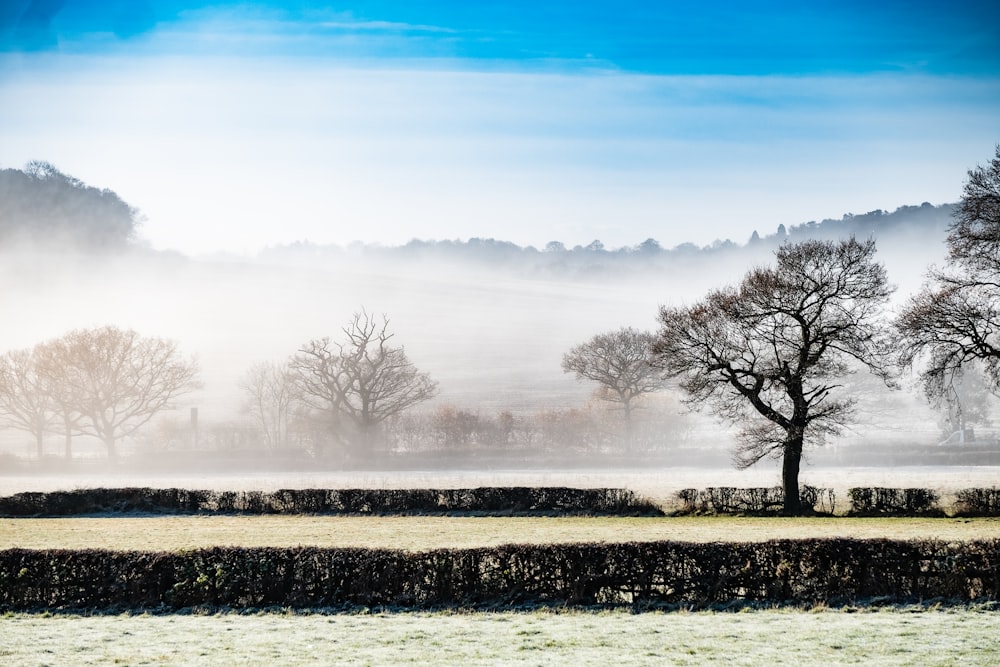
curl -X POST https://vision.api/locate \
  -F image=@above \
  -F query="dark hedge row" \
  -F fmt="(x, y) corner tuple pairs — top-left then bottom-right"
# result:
(2, 539), (997, 610)
(674, 486), (1000, 517)
(673, 486), (836, 515)
(0, 487), (663, 517)
(846, 487), (943, 516)
(953, 488), (1000, 517)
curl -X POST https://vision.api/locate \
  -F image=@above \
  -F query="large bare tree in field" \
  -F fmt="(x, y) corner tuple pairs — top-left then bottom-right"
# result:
(562, 327), (663, 451)
(292, 310), (438, 458)
(35, 326), (201, 459)
(240, 360), (301, 449)
(653, 237), (895, 513)
(898, 146), (1000, 408)
(0, 348), (57, 458)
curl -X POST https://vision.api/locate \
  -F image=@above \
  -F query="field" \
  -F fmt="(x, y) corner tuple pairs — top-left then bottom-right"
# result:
(3, 607), (999, 666)
(4, 465), (1000, 665)
(3, 515), (1000, 551)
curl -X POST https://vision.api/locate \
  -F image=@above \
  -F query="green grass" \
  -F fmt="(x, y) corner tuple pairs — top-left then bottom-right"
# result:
(2, 607), (998, 666)
(3, 515), (999, 551)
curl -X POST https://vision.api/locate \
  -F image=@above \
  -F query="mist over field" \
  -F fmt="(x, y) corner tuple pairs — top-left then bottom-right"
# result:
(0, 196), (983, 476)
(1, 0), (996, 502)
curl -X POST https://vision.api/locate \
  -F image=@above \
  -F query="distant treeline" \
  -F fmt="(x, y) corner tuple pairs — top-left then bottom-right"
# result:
(0, 160), (955, 269)
(259, 202), (956, 275)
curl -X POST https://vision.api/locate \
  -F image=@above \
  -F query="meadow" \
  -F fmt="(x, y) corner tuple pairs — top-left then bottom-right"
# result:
(3, 465), (999, 665)
(3, 606), (999, 666)
(3, 515), (999, 551)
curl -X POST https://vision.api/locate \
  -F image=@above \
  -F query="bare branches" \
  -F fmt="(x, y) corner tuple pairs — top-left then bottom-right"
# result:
(562, 327), (664, 451)
(947, 145), (1000, 277)
(291, 310), (438, 457)
(654, 237), (894, 512)
(240, 360), (301, 449)
(561, 328), (663, 403)
(0, 348), (57, 456)
(33, 326), (201, 458)
(898, 146), (1000, 402)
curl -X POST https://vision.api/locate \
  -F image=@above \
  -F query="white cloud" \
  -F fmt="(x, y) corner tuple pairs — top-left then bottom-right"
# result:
(317, 20), (457, 34)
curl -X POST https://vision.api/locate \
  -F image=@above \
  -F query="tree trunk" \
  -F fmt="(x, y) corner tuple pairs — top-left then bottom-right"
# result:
(35, 432), (44, 459)
(104, 436), (118, 460)
(622, 400), (633, 453)
(63, 415), (73, 459)
(781, 433), (804, 514)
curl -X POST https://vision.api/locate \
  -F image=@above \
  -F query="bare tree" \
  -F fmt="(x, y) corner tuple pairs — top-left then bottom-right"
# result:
(653, 237), (895, 513)
(240, 360), (301, 449)
(561, 327), (663, 451)
(291, 310), (438, 458)
(0, 348), (57, 458)
(898, 146), (1000, 402)
(34, 326), (201, 459)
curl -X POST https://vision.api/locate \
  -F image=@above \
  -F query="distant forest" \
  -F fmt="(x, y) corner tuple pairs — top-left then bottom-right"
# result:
(260, 201), (955, 275)
(0, 162), (138, 250)
(0, 161), (956, 271)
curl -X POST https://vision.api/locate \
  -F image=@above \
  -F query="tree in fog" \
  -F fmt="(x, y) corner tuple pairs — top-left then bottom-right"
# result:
(240, 360), (301, 449)
(291, 310), (438, 458)
(35, 326), (201, 459)
(898, 146), (1000, 404)
(561, 327), (663, 451)
(653, 237), (895, 513)
(933, 366), (994, 441)
(0, 348), (57, 457)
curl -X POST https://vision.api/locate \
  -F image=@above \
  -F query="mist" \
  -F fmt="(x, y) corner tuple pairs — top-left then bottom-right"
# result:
(0, 198), (981, 478)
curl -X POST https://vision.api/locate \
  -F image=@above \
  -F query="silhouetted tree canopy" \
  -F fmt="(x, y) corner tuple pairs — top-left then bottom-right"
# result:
(0, 161), (139, 250)
(654, 237), (896, 513)
(898, 146), (1000, 403)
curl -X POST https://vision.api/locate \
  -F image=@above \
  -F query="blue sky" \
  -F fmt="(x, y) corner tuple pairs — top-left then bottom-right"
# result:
(1, 1), (998, 254)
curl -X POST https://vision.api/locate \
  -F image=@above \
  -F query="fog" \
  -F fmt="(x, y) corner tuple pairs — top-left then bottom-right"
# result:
(0, 206), (979, 477)
(2, 246), (730, 417)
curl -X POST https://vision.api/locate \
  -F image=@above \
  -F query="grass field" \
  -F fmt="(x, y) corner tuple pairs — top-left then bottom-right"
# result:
(3, 515), (999, 551)
(4, 467), (999, 665)
(3, 607), (999, 666)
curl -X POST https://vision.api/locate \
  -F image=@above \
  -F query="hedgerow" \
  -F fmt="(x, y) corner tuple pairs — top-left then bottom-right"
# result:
(672, 486), (836, 515)
(2, 539), (997, 611)
(953, 488), (1000, 517)
(846, 487), (943, 517)
(0, 487), (662, 517)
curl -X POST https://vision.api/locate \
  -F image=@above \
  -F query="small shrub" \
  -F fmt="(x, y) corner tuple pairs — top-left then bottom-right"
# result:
(953, 488), (1000, 517)
(847, 487), (943, 516)
(671, 486), (835, 515)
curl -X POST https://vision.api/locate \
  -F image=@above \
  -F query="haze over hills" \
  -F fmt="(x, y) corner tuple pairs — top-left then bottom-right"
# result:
(2, 159), (957, 285)
(0, 163), (965, 461)
(252, 201), (955, 287)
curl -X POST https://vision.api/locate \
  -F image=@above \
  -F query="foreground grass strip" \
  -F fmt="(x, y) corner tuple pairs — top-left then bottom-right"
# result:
(3, 516), (999, 551)
(2, 608), (999, 666)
